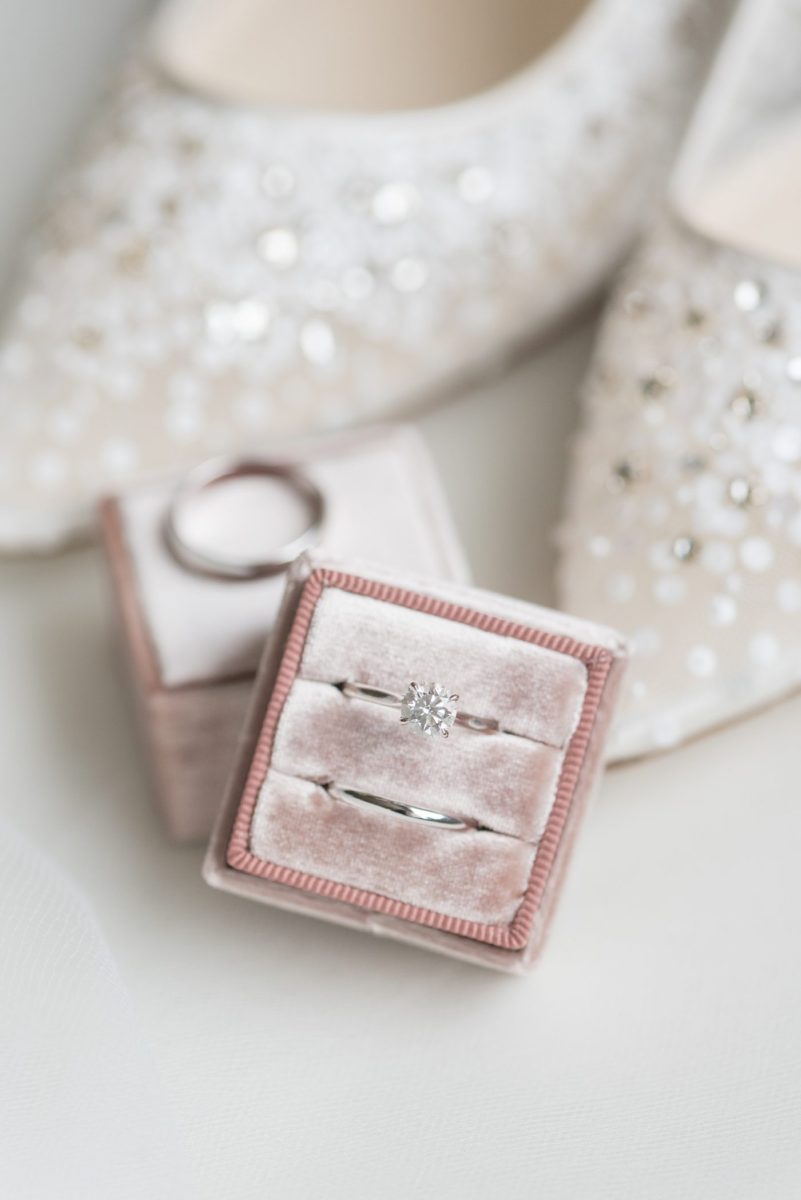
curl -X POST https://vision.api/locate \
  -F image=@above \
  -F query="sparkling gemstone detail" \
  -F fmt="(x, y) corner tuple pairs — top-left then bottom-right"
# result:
(728, 386), (760, 421)
(727, 476), (754, 507)
(257, 227), (300, 268)
(733, 279), (765, 312)
(400, 683), (458, 739)
(205, 300), (270, 343)
(785, 356), (801, 384)
(299, 318), (337, 366)
(671, 534), (699, 562)
(371, 182), (418, 225)
(609, 459), (641, 491)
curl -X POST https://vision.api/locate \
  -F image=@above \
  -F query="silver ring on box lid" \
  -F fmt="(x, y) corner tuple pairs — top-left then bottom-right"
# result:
(164, 456), (325, 580)
(338, 680), (500, 739)
(326, 784), (476, 831)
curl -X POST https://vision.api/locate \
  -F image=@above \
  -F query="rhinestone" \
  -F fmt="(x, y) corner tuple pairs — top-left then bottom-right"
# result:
(671, 534), (699, 562)
(371, 182), (418, 225)
(709, 594), (737, 626)
(257, 227), (299, 268)
(300, 318), (337, 366)
(777, 580), (801, 613)
(733, 279), (765, 311)
(205, 300), (270, 343)
(390, 257), (429, 293)
(727, 477), (754, 507)
(728, 387), (760, 421)
(608, 460), (640, 491)
(640, 367), (676, 397)
(687, 645), (717, 678)
(740, 537), (774, 572)
(684, 307), (706, 329)
(456, 165), (494, 204)
(785, 356), (801, 383)
(750, 633), (779, 666)
(400, 683), (457, 738)
(261, 163), (296, 199)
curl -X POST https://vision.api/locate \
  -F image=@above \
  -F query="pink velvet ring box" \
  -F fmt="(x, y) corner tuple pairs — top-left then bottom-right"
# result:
(204, 553), (629, 972)
(99, 425), (469, 842)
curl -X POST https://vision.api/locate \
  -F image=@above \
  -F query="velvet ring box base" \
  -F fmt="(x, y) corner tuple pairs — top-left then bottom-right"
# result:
(100, 426), (469, 841)
(205, 554), (629, 972)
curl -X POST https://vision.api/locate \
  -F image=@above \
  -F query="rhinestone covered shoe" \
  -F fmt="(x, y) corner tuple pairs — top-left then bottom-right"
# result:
(558, 0), (801, 759)
(0, 0), (732, 551)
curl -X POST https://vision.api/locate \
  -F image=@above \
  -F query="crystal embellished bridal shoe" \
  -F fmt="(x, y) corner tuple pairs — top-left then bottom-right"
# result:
(559, 0), (801, 760)
(0, 0), (732, 551)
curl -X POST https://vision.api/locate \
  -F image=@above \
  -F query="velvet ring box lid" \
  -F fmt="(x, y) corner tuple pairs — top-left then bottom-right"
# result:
(205, 553), (629, 972)
(100, 425), (469, 842)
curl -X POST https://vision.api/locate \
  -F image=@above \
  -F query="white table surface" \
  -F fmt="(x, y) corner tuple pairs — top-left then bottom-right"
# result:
(2, 6), (800, 1198)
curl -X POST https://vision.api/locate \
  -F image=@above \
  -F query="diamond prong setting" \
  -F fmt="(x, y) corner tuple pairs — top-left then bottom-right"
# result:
(400, 682), (459, 739)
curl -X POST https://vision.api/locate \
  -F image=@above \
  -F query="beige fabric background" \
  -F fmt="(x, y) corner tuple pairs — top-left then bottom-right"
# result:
(1, 4), (800, 1197)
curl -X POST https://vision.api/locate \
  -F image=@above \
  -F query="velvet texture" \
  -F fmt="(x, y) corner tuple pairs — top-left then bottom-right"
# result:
(241, 561), (623, 939)
(270, 681), (562, 841)
(206, 555), (629, 970)
(253, 771), (536, 926)
(101, 426), (469, 840)
(299, 586), (588, 746)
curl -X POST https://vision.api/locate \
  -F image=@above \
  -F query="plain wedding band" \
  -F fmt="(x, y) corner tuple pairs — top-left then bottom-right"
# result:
(164, 456), (325, 580)
(326, 784), (476, 832)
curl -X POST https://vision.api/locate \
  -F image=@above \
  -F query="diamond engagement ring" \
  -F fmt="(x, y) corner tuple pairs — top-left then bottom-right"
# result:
(165, 455), (325, 580)
(338, 680), (500, 739)
(326, 784), (476, 831)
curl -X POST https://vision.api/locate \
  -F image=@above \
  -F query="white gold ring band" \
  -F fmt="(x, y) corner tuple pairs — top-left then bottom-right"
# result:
(327, 784), (475, 831)
(164, 455), (325, 580)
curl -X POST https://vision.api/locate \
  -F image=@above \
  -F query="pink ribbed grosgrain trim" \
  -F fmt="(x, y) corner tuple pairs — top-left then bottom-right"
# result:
(227, 568), (612, 951)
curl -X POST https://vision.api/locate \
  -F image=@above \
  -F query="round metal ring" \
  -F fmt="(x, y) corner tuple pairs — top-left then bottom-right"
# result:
(164, 456), (325, 580)
(327, 784), (475, 831)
